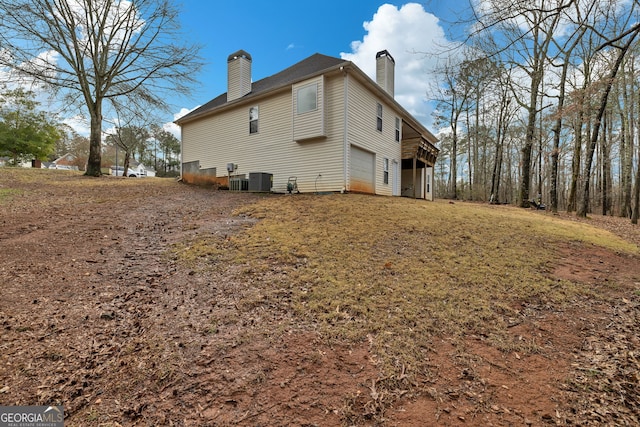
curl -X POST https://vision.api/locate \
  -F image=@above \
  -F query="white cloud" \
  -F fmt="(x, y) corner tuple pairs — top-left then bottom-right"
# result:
(63, 115), (90, 136)
(341, 3), (455, 128)
(165, 106), (199, 138)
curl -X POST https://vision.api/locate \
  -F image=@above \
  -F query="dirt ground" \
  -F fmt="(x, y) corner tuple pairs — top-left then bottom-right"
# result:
(1, 172), (638, 426)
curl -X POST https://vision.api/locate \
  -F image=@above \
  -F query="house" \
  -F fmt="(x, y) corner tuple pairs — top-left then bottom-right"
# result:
(175, 49), (439, 199)
(0, 157), (35, 168)
(51, 153), (80, 171)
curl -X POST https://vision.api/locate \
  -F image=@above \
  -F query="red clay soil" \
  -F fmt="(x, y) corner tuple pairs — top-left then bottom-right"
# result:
(1, 173), (638, 426)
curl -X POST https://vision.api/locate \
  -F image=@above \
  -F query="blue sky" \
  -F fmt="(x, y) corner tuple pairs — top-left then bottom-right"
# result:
(165, 1), (467, 135)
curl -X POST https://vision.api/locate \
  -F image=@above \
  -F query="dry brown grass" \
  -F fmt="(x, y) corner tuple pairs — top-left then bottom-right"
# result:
(4, 169), (638, 424)
(180, 193), (638, 382)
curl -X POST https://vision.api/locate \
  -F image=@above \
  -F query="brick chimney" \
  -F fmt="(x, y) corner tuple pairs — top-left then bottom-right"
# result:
(376, 50), (395, 98)
(227, 50), (252, 102)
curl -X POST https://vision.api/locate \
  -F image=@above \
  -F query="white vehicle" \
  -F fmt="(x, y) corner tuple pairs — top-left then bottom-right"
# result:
(111, 166), (143, 177)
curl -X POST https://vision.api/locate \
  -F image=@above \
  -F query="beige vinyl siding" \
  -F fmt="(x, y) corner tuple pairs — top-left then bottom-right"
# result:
(345, 76), (402, 196)
(227, 55), (251, 102)
(293, 76), (325, 141)
(181, 74), (346, 193)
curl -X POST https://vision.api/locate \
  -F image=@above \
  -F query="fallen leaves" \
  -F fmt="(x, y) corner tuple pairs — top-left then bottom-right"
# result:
(563, 295), (640, 425)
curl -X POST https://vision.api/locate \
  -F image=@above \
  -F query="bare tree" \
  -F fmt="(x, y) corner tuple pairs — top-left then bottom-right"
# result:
(490, 68), (518, 204)
(473, 0), (568, 207)
(566, 27), (599, 213)
(549, 20), (588, 213)
(577, 22), (640, 217)
(632, 138), (640, 224)
(0, 0), (202, 176)
(618, 58), (636, 218)
(106, 125), (148, 175)
(432, 56), (472, 199)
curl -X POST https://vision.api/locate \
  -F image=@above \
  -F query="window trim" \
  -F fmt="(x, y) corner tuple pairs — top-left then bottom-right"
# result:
(297, 83), (318, 114)
(249, 106), (259, 134)
(383, 157), (389, 185)
(395, 117), (401, 142)
(376, 103), (383, 132)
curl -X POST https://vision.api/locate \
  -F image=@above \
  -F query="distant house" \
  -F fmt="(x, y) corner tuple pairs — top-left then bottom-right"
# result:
(0, 157), (32, 168)
(175, 49), (439, 199)
(51, 153), (79, 171)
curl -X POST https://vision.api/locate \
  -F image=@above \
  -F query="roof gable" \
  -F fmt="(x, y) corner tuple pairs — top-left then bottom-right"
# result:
(178, 53), (347, 123)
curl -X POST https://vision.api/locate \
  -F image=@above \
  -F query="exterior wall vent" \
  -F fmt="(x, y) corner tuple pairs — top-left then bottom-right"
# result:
(376, 50), (395, 98)
(227, 50), (252, 102)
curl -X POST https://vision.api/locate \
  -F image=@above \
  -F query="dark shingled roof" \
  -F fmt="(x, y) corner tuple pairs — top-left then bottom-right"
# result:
(178, 53), (349, 123)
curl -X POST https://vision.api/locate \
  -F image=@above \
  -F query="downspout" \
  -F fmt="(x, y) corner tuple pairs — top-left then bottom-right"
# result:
(179, 126), (183, 180)
(342, 67), (349, 192)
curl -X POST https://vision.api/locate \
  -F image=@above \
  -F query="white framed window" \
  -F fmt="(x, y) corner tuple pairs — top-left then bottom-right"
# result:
(297, 84), (317, 114)
(249, 106), (259, 134)
(376, 103), (383, 131)
(383, 157), (389, 184)
(395, 117), (401, 142)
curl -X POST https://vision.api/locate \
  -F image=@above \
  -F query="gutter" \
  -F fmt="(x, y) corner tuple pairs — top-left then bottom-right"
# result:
(342, 67), (349, 191)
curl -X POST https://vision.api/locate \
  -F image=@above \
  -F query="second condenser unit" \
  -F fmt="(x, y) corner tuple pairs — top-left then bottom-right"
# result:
(248, 172), (272, 192)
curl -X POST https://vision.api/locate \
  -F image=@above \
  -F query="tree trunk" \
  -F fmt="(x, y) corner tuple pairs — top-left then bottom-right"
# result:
(506, 139), (514, 203)
(602, 113), (611, 215)
(123, 152), (131, 177)
(490, 130), (503, 204)
(634, 86), (640, 224)
(567, 112), (583, 212)
(519, 57), (546, 208)
(537, 90), (543, 202)
(85, 103), (103, 177)
(519, 104), (537, 208)
(472, 94), (480, 201)
(450, 132), (458, 199)
(468, 108), (473, 200)
(578, 107), (606, 217)
(632, 140), (640, 224)
(550, 144), (559, 213)
(491, 96), (508, 204)
(618, 75), (633, 217)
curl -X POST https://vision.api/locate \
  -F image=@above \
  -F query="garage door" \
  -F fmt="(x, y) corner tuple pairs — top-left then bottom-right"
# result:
(350, 145), (375, 193)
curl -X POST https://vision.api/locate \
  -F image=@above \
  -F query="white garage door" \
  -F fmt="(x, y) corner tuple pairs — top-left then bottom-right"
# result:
(350, 145), (375, 193)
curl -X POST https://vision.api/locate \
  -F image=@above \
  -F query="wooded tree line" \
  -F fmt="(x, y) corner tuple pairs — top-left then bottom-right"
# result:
(433, 0), (640, 223)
